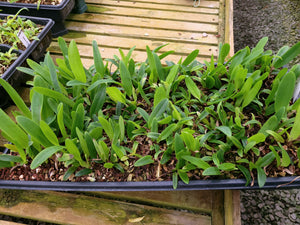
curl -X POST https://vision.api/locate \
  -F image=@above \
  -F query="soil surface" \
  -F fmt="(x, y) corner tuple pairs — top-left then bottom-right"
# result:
(233, 0), (300, 224)
(0, 0), (61, 5)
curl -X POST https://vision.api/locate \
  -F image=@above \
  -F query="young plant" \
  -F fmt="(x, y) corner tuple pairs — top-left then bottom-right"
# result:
(0, 37), (300, 188)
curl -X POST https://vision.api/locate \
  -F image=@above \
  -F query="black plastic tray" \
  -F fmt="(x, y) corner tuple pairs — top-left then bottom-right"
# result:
(0, 176), (298, 191)
(0, 0), (74, 37)
(0, 14), (54, 108)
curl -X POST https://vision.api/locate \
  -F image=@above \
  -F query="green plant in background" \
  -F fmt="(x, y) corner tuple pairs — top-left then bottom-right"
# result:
(0, 8), (41, 50)
(0, 37), (300, 188)
(0, 47), (18, 74)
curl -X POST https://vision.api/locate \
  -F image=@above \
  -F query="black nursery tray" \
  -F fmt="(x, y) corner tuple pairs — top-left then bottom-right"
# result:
(0, 14), (54, 108)
(0, 176), (299, 191)
(0, 0), (74, 37)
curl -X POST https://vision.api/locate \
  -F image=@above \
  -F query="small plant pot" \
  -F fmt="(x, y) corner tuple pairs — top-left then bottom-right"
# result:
(0, 0), (74, 37)
(0, 14), (54, 108)
(72, 0), (87, 14)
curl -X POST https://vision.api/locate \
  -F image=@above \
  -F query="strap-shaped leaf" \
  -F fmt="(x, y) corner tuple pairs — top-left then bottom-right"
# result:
(182, 49), (199, 66)
(182, 155), (210, 170)
(68, 40), (86, 83)
(16, 116), (53, 148)
(92, 40), (105, 78)
(106, 87), (127, 105)
(134, 155), (154, 167)
(148, 99), (169, 127)
(30, 146), (64, 169)
(119, 60), (133, 96)
(273, 41), (300, 68)
(0, 78), (31, 118)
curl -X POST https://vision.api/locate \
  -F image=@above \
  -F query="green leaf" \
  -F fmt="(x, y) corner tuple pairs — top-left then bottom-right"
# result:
(258, 115), (278, 136)
(112, 144), (126, 160)
(30, 146), (64, 169)
(40, 120), (59, 146)
(92, 40), (105, 78)
(0, 155), (23, 163)
(255, 152), (275, 168)
(185, 76), (201, 100)
(218, 163), (237, 171)
(218, 43), (230, 65)
(247, 133), (266, 144)
(134, 155), (154, 167)
(257, 167), (267, 188)
(148, 99), (169, 127)
(178, 170), (189, 184)
(158, 124), (177, 142)
(16, 116), (52, 148)
(181, 155), (210, 170)
(57, 103), (68, 139)
(119, 60), (133, 96)
(146, 46), (158, 84)
(68, 40), (86, 83)
(202, 167), (221, 176)
(273, 41), (300, 68)
(46, 52), (61, 93)
(165, 64), (179, 88)
(33, 87), (75, 108)
(76, 128), (90, 159)
(216, 126), (232, 137)
(71, 103), (85, 138)
(0, 109), (28, 148)
(237, 165), (251, 186)
(281, 148), (291, 167)
(181, 131), (196, 151)
(172, 172), (178, 189)
(0, 79), (31, 118)
(65, 138), (85, 166)
(265, 130), (284, 143)
(75, 168), (92, 177)
(275, 71), (296, 112)
(228, 136), (243, 149)
(106, 87), (127, 105)
(182, 50), (199, 66)
(98, 117), (114, 140)
(153, 86), (167, 108)
(290, 105), (300, 140)
(242, 80), (262, 108)
(63, 165), (78, 181)
(94, 140), (110, 162)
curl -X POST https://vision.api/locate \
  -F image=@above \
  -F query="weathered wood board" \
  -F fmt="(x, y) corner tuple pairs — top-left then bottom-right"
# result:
(48, 0), (234, 67)
(0, 189), (241, 225)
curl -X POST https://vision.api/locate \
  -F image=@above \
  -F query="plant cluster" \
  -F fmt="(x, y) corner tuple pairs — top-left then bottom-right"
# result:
(0, 47), (18, 74)
(0, 8), (41, 50)
(0, 37), (300, 188)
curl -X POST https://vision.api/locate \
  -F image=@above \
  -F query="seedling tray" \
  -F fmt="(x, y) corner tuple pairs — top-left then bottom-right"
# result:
(0, 14), (54, 108)
(0, 0), (74, 37)
(0, 176), (298, 191)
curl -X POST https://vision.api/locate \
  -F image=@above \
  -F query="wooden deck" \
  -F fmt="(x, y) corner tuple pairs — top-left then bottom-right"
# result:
(0, 1), (238, 224)
(0, 189), (241, 225)
(48, 0), (234, 67)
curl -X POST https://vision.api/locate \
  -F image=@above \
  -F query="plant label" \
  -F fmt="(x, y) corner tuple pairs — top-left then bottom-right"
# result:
(17, 30), (31, 48)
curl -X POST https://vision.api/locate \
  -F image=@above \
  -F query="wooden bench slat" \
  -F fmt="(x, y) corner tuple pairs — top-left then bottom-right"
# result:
(95, 0), (220, 8)
(0, 190), (212, 225)
(67, 13), (219, 34)
(84, 4), (219, 24)
(86, 0), (219, 14)
(65, 21), (219, 45)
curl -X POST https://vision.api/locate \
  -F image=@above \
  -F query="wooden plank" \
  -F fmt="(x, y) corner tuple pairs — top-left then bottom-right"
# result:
(83, 4), (219, 24)
(67, 14), (219, 33)
(65, 21), (219, 45)
(0, 190), (212, 225)
(225, 0), (234, 56)
(49, 42), (212, 66)
(211, 190), (224, 225)
(101, 0), (220, 8)
(60, 31), (219, 56)
(91, 190), (213, 213)
(86, 0), (219, 14)
(0, 220), (26, 225)
(224, 190), (241, 225)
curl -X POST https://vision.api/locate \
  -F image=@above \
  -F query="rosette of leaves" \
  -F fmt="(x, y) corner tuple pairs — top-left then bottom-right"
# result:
(0, 46), (18, 74)
(0, 37), (300, 188)
(0, 8), (41, 50)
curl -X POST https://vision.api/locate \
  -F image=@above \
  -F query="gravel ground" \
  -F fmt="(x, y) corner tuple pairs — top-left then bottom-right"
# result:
(233, 0), (300, 224)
